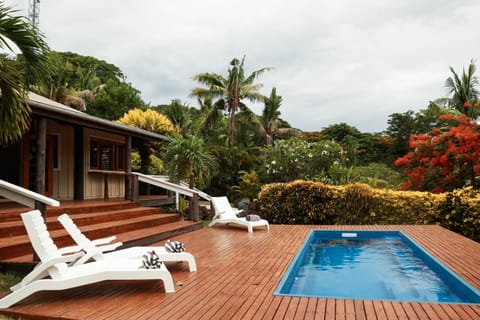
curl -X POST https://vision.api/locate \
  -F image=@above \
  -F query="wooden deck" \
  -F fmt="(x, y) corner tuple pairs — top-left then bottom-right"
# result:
(1, 224), (479, 320)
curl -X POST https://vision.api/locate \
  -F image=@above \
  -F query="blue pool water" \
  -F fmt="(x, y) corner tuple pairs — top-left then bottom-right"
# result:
(274, 231), (480, 303)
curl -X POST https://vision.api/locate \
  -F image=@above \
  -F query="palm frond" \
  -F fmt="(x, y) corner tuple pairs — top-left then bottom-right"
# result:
(0, 57), (30, 145)
(243, 67), (273, 84)
(243, 91), (266, 103)
(0, 4), (49, 84)
(192, 73), (226, 88)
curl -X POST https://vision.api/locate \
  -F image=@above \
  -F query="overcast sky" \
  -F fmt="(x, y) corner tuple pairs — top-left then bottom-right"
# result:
(4, 0), (480, 132)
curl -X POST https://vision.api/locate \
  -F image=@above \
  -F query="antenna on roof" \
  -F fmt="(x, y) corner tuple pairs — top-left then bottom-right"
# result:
(28, 0), (40, 28)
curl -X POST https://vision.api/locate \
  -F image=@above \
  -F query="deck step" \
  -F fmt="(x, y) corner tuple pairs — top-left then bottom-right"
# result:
(0, 207), (164, 238)
(0, 199), (204, 265)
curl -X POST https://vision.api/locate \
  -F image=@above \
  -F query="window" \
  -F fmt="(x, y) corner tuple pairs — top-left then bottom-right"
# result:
(89, 139), (126, 172)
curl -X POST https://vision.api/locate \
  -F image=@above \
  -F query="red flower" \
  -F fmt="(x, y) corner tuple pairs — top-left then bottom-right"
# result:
(439, 113), (456, 121)
(464, 101), (471, 108)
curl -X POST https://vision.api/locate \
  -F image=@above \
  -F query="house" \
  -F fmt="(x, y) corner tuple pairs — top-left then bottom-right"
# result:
(0, 92), (168, 201)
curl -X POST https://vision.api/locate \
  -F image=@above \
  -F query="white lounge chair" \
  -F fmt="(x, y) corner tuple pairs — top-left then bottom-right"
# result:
(208, 196), (269, 233)
(0, 210), (174, 308)
(57, 213), (197, 272)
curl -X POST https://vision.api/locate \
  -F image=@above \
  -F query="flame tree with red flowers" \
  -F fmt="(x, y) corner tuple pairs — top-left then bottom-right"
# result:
(395, 113), (480, 193)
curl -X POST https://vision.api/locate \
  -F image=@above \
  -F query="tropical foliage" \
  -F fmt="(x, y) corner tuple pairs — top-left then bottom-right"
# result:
(385, 103), (452, 161)
(260, 137), (350, 184)
(395, 113), (480, 193)
(191, 56), (270, 146)
(30, 51), (144, 118)
(2, 13), (480, 207)
(0, 4), (49, 145)
(441, 59), (480, 119)
(164, 137), (218, 189)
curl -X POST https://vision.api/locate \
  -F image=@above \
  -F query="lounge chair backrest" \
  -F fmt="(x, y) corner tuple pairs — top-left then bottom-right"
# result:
(57, 213), (98, 253)
(211, 196), (237, 218)
(21, 210), (67, 278)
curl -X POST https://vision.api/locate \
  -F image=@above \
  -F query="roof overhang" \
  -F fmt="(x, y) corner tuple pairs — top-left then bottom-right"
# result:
(24, 92), (169, 142)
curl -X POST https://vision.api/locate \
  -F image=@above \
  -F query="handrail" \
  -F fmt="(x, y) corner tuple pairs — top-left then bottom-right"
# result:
(150, 175), (212, 201)
(131, 172), (207, 221)
(0, 179), (60, 208)
(133, 173), (198, 198)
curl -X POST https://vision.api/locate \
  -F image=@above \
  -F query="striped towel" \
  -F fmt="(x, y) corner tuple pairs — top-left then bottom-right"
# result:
(165, 239), (185, 253)
(246, 214), (261, 222)
(142, 250), (163, 269)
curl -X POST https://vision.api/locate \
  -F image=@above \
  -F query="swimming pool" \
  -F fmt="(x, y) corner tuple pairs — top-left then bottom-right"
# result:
(274, 231), (480, 303)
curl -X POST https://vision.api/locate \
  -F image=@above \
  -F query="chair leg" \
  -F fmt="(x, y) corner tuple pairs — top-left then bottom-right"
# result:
(162, 274), (175, 293)
(0, 283), (39, 308)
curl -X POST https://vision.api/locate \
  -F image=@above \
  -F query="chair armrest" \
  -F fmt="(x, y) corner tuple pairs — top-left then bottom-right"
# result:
(58, 244), (82, 255)
(91, 236), (117, 246)
(96, 242), (123, 252)
(50, 251), (85, 266)
(211, 210), (226, 221)
(91, 236), (123, 252)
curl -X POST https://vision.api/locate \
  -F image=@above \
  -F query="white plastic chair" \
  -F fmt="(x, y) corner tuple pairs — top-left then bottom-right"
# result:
(57, 213), (197, 272)
(208, 196), (269, 232)
(0, 210), (174, 308)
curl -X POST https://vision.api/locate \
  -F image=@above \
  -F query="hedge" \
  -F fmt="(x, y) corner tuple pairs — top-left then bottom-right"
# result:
(254, 180), (480, 242)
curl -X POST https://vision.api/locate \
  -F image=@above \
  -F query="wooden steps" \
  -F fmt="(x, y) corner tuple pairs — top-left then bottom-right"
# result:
(0, 199), (202, 266)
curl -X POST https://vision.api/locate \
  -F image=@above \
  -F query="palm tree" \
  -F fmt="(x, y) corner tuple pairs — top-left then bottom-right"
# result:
(0, 4), (49, 145)
(262, 87), (282, 145)
(444, 59), (480, 119)
(33, 52), (97, 112)
(164, 137), (218, 189)
(259, 87), (301, 145)
(162, 99), (190, 134)
(191, 56), (270, 146)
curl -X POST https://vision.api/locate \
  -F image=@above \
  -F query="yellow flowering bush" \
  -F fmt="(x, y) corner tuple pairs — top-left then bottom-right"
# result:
(117, 108), (179, 136)
(435, 187), (480, 241)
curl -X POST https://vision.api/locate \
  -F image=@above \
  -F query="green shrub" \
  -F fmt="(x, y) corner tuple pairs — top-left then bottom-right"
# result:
(255, 180), (338, 224)
(255, 180), (480, 242)
(231, 170), (262, 199)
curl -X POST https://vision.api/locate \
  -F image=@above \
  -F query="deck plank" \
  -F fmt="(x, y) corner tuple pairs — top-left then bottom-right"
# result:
(0, 225), (479, 319)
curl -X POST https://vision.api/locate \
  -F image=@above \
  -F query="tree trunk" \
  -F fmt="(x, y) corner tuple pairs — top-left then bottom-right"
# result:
(35, 118), (46, 195)
(228, 108), (235, 146)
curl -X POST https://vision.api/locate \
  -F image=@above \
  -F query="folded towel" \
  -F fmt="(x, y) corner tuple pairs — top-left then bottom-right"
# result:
(165, 239), (185, 253)
(246, 214), (261, 222)
(142, 250), (163, 269)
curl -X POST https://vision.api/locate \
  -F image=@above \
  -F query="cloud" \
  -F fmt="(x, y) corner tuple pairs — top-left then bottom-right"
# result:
(4, 0), (480, 132)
